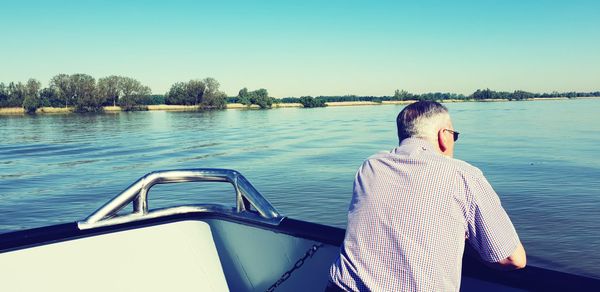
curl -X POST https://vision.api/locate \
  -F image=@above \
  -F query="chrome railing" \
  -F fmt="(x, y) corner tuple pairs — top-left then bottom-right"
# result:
(77, 169), (283, 230)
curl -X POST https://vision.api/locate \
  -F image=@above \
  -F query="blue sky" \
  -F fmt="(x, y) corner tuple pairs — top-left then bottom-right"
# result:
(1, 0), (599, 97)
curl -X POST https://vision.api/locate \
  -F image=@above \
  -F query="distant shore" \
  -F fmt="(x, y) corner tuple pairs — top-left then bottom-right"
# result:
(0, 97), (585, 115)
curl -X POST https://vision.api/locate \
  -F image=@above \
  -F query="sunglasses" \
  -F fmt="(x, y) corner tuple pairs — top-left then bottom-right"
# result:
(444, 129), (460, 142)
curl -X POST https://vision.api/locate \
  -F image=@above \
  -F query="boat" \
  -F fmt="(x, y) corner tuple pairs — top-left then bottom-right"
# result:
(0, 168), (599, 291)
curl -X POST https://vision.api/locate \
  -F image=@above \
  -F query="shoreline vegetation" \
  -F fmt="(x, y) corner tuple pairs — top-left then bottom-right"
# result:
(1, 73), (599, 115)
(3, 97), (598, 115)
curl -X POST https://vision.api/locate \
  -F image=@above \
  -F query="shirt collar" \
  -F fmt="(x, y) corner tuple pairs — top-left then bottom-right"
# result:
(393, 137), (438, 154)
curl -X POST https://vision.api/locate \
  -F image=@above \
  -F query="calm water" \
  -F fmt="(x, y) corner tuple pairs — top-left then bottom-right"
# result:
(1, 99), (599, 278)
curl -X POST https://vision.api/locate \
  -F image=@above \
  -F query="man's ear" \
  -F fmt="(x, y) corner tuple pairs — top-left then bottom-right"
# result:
(438, 129), (447, 152)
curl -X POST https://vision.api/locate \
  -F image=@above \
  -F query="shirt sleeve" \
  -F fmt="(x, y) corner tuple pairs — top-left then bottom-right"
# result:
(464, 170), (520, 263)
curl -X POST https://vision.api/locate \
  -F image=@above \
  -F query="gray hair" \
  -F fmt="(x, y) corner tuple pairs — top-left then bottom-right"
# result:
(396, 101), (450, 144)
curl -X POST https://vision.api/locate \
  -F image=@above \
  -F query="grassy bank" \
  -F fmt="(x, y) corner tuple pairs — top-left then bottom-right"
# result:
(0, 107), (73, 115)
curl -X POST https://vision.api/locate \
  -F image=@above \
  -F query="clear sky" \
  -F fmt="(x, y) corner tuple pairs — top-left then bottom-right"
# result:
(1, 0), (599, 97)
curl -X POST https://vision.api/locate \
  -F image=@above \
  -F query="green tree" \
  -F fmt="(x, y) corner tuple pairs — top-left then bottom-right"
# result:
(120, 77), (136, 100)
(119, 82), (151, 111)
(98, 76), (121, 107)
(25, 79), (41, 98)
(251, 88), (271, 109)
(202, 78), (219, 96)
(238, 88), (271, 109)
(6, 82), (27, 107)
(39, 87), (61, 107)
(0, 83), (9, 107)
(70, 73), (102, 112)
(201, 91), (227, 110)
(22, 95), (39, 113)
(200, 78), (226, 109)
(186, 79), (206, 105)
(237, 87), (251, 105)
(119, 77), (146, 101)
(393, 89), (412, 101)
(165, 82), (188, 105)
(50, 74), (73, 108)
(22, 79), (41, 113)
(165, 78), (226, 109)
(96, 76), (152, 110)
(299, 96), (327, 108)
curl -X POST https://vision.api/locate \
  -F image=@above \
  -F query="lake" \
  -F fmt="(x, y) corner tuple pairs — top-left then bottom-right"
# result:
(1, 99), (599, 278)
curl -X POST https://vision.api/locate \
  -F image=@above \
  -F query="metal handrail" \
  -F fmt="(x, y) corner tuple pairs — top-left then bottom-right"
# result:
(77, 169), (283, 230)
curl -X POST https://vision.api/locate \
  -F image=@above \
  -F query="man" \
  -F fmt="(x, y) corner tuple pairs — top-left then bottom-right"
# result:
(328, 101), (526, 291)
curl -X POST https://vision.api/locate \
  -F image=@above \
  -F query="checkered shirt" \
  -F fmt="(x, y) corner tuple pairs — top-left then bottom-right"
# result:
(329, 138), (520, 291)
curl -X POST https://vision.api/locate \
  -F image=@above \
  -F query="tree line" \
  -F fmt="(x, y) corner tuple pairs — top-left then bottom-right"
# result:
(2, 75), (599, 113)
(392, 89), (600, 101)
(0, 74), (230, 113)
(466, 89), (600, 100)
(0, 74), (153, 113)
(280, 89), (600, 106)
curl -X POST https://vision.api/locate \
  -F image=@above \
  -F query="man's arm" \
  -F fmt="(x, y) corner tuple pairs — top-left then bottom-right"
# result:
(462, 167), (527, 270)
(486, 241), (527, 270)
(465, 239), (527, 270)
